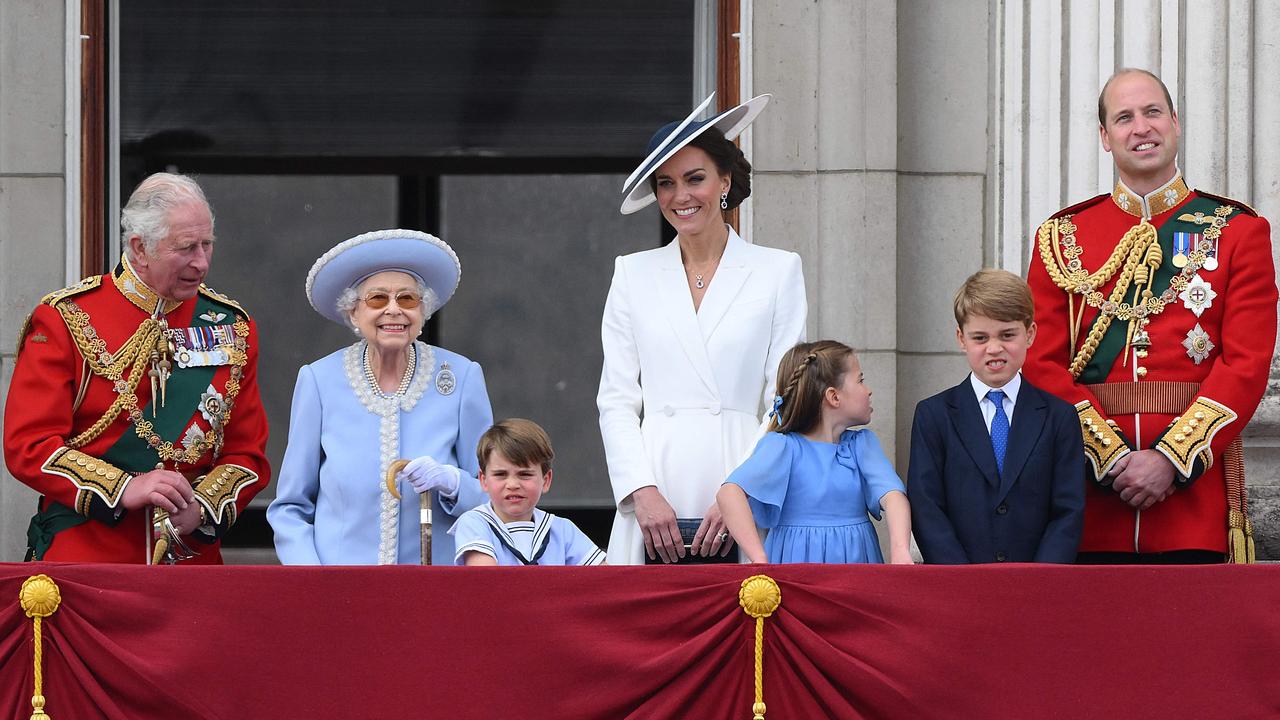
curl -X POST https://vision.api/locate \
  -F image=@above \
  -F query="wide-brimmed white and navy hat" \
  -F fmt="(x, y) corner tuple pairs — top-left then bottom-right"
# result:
(306, 228), (461, 325)
(619, 92), (771, 215)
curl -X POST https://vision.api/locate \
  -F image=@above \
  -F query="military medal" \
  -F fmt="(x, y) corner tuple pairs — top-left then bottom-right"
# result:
(1203, 234), (1220, 271)
(1182, 324), (1215, 365)
(167, 324), (236, 368)
(1171, 231), (1197, 269)
(1178, 274), (1216, 317)
(199, 310), (227, 323)
(435, 362), (456, 395)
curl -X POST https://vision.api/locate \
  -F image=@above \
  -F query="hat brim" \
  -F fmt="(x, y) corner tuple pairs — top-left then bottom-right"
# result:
(306, 229), (461, 325)
(620, 93), (771, 215)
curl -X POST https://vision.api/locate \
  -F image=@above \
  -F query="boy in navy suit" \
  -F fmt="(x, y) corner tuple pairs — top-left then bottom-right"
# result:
(908, 269), (1084, 563)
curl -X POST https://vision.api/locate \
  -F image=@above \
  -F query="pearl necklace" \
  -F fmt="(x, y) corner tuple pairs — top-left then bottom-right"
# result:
(363, 343), (416, 397)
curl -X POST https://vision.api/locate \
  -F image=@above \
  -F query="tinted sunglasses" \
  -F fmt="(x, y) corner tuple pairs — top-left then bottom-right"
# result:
(361, 291), (423, 309)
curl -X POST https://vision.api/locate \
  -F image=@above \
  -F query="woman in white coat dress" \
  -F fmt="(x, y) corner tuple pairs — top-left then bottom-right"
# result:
(600, 93), (807, 564)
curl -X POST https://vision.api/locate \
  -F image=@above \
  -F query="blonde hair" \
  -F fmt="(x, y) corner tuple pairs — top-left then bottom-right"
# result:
(769, 340), (855, 434)
(953, 269), (1035, 329)
(477, 418), (554, 474)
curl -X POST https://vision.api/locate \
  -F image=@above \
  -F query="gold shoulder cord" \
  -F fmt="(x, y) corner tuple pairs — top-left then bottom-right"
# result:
(1037, 206), (1233, 379)
(56, 301), (249, 463)
(57, 300), (163, 448)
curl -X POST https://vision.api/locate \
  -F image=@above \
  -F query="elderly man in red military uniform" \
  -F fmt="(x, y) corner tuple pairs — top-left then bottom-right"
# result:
(4, 172), (270, 563)
(1024, 69), (1277, 563)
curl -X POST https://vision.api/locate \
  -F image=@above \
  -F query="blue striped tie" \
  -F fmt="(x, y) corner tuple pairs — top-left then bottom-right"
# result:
(988, 389), (1009, 475)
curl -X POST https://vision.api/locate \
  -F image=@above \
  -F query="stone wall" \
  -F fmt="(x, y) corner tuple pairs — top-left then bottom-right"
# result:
(0, 1), (68, 562)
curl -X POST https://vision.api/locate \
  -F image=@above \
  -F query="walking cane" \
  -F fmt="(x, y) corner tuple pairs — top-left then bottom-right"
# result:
(386, 459), (432, 565)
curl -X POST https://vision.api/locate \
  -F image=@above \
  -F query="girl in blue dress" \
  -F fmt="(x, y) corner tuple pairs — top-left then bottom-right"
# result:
(717, 340), (913, 564)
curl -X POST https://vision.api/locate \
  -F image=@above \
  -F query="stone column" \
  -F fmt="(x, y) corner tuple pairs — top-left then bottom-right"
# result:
(748, 0), (902, 457)
(0, 1), (71, 561)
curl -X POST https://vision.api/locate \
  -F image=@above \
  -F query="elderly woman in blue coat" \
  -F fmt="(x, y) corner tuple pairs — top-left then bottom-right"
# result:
(268, 229), (493, 564)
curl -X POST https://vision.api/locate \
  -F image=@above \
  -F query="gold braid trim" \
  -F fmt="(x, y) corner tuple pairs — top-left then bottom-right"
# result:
(1154, 397), (1236, 478)
(1076, 401), (1130, 481)
(195, 463), (258, 526)
(41, 446), (132, 512)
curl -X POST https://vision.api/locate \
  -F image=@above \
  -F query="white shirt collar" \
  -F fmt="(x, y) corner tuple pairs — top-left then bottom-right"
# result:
(969, 372), (1021, 406)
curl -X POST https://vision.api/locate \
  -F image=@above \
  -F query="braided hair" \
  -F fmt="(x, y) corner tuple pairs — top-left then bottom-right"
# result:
(768, 340), (856, 434)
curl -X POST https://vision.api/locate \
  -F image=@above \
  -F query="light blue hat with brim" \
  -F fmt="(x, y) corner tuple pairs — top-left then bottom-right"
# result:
(619, 92), (771, 215)
(306, 228), (461, 325)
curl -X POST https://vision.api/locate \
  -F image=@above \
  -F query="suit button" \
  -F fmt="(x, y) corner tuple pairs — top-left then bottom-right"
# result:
(995, 552), (1007, 562)
(662, 405), (674, 417)
(709, 402), (722, 415)
(996, 503), (1008, 515)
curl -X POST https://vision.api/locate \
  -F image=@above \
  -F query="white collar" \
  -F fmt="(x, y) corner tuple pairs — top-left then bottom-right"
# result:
(969, 372), (1021, 406)
(474, 503), (554, 565)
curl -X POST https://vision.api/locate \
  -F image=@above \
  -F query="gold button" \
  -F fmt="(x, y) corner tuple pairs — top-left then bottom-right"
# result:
(1136, 349), (1148, 358)
(1136, 367), (1148, 377)
(1194, 411), (1206, 420)
(1102, 438), (1112, 447)
(75, 456), (88, 467)
(1175, 434), (1186, 442)
(1182, 425), (1193, 434)
(1084, 417), (1094, 426)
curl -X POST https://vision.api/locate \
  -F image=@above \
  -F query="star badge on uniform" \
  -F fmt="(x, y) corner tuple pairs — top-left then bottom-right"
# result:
(1178, 274), (1217, 317)
(1182, 324), (1215, 365)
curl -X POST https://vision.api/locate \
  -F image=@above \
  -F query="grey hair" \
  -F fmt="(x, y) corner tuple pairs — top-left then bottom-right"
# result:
(336, 281), (437, 334)
(121, 173), (214, 261)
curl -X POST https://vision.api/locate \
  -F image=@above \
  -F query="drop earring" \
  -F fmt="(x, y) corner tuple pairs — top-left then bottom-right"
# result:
(720, 191), (729, 210)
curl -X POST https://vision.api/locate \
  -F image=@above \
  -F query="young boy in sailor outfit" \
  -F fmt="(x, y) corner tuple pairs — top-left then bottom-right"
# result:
(451, 419), (605, 566)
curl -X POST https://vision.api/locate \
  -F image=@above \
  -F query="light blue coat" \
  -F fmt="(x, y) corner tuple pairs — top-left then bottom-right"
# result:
(268, 342), (492, 564)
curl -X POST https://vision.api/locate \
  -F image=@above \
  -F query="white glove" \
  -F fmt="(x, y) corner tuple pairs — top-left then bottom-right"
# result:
(398, 455), (461, 497)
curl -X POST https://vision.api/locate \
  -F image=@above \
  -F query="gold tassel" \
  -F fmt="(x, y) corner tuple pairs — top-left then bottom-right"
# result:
(20, 574), (62, 720)
(1224, 439), (1253, 564)
(739, 575), (781, 720)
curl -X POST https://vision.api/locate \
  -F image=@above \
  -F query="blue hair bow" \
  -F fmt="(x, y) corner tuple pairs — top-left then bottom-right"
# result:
(767, 395), (784, 419)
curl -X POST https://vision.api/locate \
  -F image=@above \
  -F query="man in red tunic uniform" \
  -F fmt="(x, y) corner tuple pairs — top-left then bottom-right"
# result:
(4, 173), (270, 563)
(1024, 69), (1277, 563)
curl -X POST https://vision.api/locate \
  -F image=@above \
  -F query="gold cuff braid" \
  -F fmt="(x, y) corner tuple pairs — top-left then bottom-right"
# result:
(1155, 397), (1236, 478)
(194, 463), (258, 525)
(41, 447), (132, 513)
(1076, 401), (1130, 480)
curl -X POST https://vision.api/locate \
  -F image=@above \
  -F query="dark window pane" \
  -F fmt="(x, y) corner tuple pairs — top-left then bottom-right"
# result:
(120, 0), (693, 159)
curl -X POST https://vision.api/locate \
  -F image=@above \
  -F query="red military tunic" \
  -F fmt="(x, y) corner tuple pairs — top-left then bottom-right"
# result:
(1024, 174), (1276, 555)
(3, 258), (270, 563)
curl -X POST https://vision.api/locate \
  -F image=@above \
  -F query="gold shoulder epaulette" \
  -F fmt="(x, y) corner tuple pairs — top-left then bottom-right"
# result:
(1050, 193), (1109, 220)
(40, 275), (102, 306)
(198, 284), (249, 318)
(1194, 189), (1258, 217)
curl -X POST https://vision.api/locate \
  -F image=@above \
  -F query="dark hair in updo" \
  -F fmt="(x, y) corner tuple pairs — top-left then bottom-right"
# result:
(649, 129), (753, 212)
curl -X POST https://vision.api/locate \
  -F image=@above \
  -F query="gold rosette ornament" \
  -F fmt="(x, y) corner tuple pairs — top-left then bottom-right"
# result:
(738, 575), (781, 720)
(20, 574), (62, 720)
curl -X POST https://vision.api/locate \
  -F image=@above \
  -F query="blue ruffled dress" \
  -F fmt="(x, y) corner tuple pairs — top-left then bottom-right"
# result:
(724, 428), (905, 563)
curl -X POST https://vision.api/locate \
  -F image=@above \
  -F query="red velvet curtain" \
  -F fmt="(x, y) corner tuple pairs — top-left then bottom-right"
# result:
(2, 563), (1278, 719)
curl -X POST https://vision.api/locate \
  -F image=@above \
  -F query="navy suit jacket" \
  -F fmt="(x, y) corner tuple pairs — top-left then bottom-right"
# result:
(907, 376), (1085, 563)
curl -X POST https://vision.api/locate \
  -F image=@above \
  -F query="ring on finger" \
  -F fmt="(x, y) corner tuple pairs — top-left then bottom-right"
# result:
(718, 531), (730, 542)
